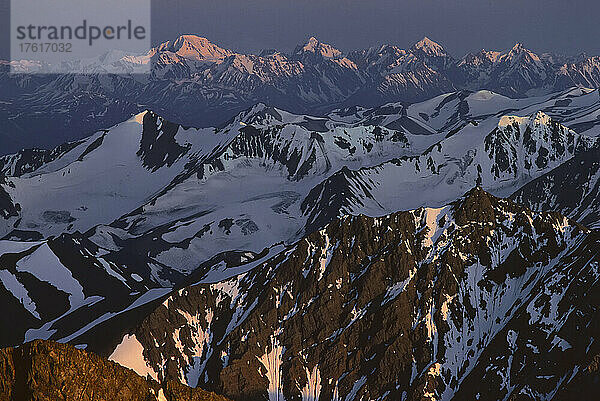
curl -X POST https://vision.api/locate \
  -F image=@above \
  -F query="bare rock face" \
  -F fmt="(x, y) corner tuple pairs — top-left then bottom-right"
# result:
(0, 340), (230, 401)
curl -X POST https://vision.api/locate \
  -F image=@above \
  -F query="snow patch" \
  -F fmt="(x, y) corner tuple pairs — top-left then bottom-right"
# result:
(0, 270), (40, 319)
(109, 334), (159, 381)
(257, 335), (286, 401)
(299, 365), (322, 401)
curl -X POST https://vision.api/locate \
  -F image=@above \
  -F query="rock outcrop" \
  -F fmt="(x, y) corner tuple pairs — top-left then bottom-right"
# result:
(0, 340), (230, 401)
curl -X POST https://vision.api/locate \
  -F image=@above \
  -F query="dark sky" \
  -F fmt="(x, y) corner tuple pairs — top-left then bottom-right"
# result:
(147, 0), (600, 57)
(2, 0), (600, 59)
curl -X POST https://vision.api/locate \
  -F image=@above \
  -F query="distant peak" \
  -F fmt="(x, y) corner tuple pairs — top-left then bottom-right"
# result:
(511, 42), (525, 51)
(237, 103), (283, 125)
(296, 36), (342, 59)
(171, 35), (213, 50)
(508, 42), (534, 56)
(471, 49), (502, 62)
(177, 34), (209, 43)
(418, 36), (435, 46)
(157, 35), (233, 61)
(502, 42), (541, 63)
(298, 36), (321, 52)
(412, 36), (446, 55)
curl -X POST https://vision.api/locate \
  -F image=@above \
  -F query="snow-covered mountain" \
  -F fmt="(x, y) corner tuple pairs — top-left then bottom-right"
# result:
(0, 112), (238, 240)
(458, 43), (552, 96)
(4, 89), (594, 271)
(0, 101), (437, 347)
(1, 88), (599, 356)
(2, 88), (599, 248)
(6, 35), (600, 155)
(301, 110), (596, 233)
(1, 84), (600, 400)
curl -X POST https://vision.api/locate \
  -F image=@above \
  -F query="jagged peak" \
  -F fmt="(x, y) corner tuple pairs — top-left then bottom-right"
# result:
(156, 34), (234, 61)
(459, 186), (494, 201)
(228, 103), (285, 127)
(295, 36), (342, 59)
(461, 49), (502, 64)
(411, 36), (447, 56)
(376, 43), (403, 53)
(452, 186), (499, 224)
(357, 43), (405, 58)
(449, 187), (573, 230)
(503, 41), (541, 62)
(531, 110), (552, 124)
(498, 111), (552, 128)
(305, 36), (319, 48)
(511, 42), (525, 52)
(244, 102), (272, 115)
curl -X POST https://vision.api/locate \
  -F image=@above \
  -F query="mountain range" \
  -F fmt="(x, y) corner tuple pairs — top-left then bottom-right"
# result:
(1, 78), (600, 400)
(4, 35), (600, 154)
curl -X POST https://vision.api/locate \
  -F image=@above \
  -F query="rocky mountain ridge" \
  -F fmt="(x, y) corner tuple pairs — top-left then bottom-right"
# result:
(0, 339), (230, 401)
(106, 188), (600, 401)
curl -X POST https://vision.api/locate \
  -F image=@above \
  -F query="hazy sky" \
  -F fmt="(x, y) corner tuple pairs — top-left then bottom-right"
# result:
(148, 0), (600, 56)
(2, 0), (600, 59)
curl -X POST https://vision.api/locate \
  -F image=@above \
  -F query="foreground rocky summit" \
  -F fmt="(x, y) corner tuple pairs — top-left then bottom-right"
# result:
(0, 340), (230, 401)
(106, 188), (600, 401)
